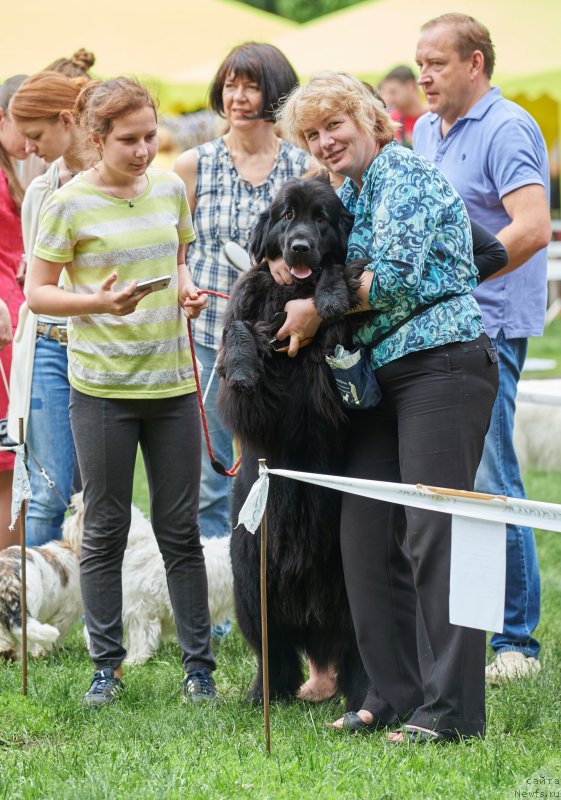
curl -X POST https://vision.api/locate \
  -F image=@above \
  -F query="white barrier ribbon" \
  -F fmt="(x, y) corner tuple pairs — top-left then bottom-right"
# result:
(237, 464), (561, 632)
(260, 467), (561, 533)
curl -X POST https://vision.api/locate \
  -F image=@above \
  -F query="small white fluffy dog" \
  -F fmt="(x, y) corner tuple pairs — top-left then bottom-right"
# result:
(0, 541), (81, 659)
(64, 493), (234, 665)
(514, 401), (561, 473)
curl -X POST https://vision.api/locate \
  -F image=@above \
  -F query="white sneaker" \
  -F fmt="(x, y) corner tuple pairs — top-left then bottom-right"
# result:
(485, 651), (541, 685)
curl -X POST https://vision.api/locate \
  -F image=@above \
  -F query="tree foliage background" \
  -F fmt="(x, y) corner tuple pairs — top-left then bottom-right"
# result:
(238, 0), (366, 24)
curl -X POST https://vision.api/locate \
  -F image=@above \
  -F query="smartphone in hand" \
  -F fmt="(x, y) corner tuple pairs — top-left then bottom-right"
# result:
(132, 275), (172, 296)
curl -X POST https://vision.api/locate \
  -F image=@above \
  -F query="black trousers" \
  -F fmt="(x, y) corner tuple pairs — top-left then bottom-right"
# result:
(340, 334), (498, 738)
(70, 389), (215, 674)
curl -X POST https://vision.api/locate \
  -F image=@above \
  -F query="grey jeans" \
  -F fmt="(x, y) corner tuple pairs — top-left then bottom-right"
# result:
(70, 388), (215, 674)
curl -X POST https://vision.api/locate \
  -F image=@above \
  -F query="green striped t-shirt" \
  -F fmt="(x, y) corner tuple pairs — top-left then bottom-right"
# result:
(34, 168), (197, 399)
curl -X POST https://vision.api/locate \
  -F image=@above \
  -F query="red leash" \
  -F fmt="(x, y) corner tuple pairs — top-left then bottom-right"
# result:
(187, 289), (241, 478)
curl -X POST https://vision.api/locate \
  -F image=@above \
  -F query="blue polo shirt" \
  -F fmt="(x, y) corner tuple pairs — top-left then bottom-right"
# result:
(413, 87), (549, 338)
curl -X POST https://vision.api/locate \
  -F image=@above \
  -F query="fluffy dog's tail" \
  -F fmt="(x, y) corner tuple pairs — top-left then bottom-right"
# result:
(11, 618), (60, 650)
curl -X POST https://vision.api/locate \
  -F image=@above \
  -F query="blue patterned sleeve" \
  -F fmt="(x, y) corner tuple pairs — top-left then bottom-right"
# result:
(342, 146), (474, 315)
(368, 176), (440, 310)
(367, 155), (460, 312)
(339, 144), (482, 365)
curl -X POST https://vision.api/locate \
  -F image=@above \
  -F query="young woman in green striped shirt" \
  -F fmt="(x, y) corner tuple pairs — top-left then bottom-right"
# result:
(28, 77), (217, 707)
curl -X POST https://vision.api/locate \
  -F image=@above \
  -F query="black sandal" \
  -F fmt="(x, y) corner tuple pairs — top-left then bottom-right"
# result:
(324, 711), (381, 733)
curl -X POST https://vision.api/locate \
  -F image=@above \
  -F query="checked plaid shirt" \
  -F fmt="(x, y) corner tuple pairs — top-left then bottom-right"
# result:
(188, 137), (308, 350)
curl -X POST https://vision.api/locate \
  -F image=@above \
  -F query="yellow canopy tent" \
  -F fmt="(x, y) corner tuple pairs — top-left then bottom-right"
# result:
(266, 0), (561, 151)
(0, 0), (295, 113)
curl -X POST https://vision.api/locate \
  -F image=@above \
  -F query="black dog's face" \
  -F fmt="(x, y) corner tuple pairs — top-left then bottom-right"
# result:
(249, 174), (354, 284)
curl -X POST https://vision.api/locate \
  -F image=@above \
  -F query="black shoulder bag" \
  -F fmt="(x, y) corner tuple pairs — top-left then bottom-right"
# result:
(325, 297), (450, 410)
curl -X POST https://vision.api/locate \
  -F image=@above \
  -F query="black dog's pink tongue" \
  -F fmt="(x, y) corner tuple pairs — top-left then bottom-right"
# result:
(290, 265), (312, 279)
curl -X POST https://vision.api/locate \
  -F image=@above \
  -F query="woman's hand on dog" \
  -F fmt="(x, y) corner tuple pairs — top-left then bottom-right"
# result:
(276, 298), (321, 357)
(268, 256), (293, 286)
(267, 256), (321, 356)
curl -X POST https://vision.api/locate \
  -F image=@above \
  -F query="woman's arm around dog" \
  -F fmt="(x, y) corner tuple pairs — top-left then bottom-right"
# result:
(274, 268), (374, 357)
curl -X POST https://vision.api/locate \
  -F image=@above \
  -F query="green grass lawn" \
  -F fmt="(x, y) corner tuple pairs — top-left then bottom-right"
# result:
(525, 317), (561, 378)
(2, 317), (561, 799)
(1, 466), (560, 800)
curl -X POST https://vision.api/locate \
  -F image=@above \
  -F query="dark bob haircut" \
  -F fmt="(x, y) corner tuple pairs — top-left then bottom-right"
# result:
(208, 42), (298, 122)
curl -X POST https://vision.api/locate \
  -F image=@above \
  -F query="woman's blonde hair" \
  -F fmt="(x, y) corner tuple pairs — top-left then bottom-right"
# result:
(277, 72), (399, 151)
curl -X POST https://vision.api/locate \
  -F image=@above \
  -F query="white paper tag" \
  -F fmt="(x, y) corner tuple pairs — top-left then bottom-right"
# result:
(236, 464), (269, 534)
(6, 444), (32, 530)
(449, 515), (506, 632)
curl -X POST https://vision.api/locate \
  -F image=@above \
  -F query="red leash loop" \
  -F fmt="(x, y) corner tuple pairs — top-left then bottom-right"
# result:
(187, 289), (241, 478)
(197, 289), (231, 301)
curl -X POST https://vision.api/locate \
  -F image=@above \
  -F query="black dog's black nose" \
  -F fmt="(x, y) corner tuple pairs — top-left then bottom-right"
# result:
(290, 239), (311, 253)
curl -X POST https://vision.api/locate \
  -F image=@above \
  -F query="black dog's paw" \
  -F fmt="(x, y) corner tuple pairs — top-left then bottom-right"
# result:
(227, 369), (260, 393)
(220, 321), (263, 393)
(245, 679), (264, 706)
(315, 258), (372, 320)
(346, 258), (371, 299)
(314, 293), (347, 322)
(244, 681), (296, 705)
(314, 267), (355, 322)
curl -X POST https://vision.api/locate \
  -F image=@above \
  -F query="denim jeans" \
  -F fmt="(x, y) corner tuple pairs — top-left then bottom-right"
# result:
(26, 334), (77, 546)
(196, 343), (233, 539)
(474, 330), (541, 658)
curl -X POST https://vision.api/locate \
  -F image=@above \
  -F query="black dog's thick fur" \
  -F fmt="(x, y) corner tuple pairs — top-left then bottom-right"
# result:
(217, 175), (369, 709)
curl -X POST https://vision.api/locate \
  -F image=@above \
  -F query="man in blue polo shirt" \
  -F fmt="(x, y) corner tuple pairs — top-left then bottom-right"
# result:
(414, 12), (551, 683)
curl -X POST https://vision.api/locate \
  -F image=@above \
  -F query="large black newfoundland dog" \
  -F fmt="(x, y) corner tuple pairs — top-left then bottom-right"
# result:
(216, 174), (369, 709)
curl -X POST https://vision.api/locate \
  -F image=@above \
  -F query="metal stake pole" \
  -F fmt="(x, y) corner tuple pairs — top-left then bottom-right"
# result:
(19, 418), (27, 696)
(258, 458), (270, 756)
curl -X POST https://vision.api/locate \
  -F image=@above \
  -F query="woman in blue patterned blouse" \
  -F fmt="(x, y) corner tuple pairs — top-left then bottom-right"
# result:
(274, 72), (499, 743)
